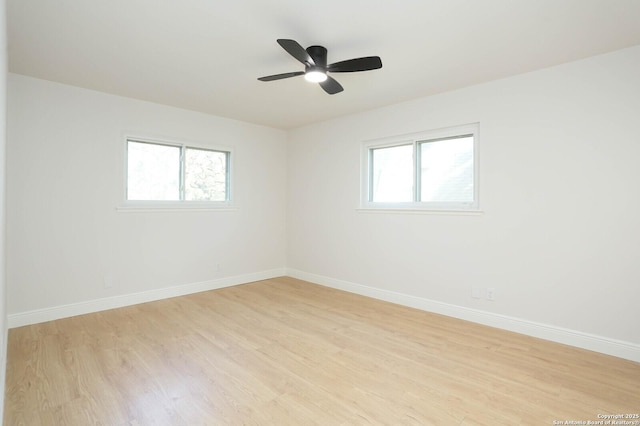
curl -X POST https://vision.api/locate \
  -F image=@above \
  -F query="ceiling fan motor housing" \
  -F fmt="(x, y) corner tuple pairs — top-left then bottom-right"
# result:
(306, 45), (328, 68)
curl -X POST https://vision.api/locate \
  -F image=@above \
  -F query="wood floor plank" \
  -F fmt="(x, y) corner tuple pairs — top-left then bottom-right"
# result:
(4, 277), (640, 425)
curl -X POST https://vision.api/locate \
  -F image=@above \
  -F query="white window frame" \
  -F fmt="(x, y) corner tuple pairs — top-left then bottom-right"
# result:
(360, 123), (479, 212)
(120, 136), (234, 211)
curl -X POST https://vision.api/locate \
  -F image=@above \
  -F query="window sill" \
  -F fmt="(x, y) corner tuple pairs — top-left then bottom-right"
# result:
(356, 208), (483, 216)
(117, 202), (238, 213)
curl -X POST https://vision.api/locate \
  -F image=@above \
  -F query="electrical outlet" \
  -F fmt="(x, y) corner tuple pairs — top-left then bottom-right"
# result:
(472, 287), (482, 299)
(486, 287), (496, 301)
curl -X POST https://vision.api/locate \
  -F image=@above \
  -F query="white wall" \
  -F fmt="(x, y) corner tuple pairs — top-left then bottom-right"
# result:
(0, 0), (8, 419)
(6, 74), (287, 318)
(287, 46), (640, 350)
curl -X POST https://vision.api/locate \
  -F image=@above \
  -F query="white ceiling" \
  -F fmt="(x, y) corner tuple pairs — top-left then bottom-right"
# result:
(8, 0), (640, 130)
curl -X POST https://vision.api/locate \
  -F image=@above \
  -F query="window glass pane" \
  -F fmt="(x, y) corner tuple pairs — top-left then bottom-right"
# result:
(371, 144), (413, 202)
(184, 148), (228, 201)
(419, 136), (473, 203)
(127, 141), (180, 200)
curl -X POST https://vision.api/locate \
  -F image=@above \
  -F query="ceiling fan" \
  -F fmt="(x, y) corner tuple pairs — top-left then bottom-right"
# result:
(258, 39), (382, 95)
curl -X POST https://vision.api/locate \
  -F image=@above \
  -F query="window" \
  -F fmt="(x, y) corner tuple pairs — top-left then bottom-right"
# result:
(362, 123), (478, 211)
(126, 138), (230, 203)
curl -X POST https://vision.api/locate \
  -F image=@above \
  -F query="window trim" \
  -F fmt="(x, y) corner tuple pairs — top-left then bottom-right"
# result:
(121, 136), (234, 211)
(360, 123), (480, 212)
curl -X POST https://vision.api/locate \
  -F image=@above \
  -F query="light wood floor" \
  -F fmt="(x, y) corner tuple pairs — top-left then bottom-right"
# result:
(4, 277), (640, 425)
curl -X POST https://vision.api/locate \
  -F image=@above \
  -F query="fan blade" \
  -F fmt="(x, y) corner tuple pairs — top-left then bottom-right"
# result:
(277, 39), (314, 66)
(319, 76), (343, 95)
(327, 56), (382, 73)
(258, 71), (305, 82)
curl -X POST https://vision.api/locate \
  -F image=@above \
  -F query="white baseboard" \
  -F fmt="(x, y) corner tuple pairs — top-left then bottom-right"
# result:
(7, 268), (286, 328)
(286, 268), (640, 363)
(8, 267), (639, 363)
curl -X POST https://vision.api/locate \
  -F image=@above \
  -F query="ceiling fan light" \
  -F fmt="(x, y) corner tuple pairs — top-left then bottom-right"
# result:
(305, 70), (327, 83)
